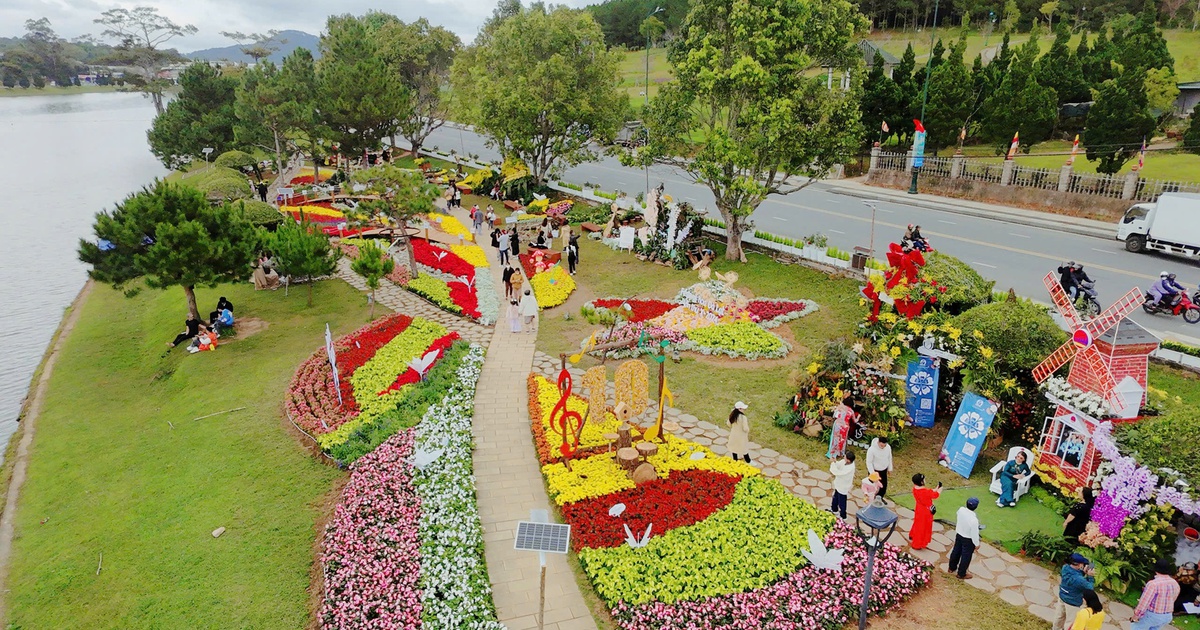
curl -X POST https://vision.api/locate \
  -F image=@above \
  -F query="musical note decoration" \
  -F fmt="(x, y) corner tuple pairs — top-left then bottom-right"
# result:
(569, 332), (597, 364)
(547, 368), (583, 458)
(643, 370), (673, 442)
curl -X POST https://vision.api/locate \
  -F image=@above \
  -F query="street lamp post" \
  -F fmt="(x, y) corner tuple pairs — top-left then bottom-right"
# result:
(644, 6), (663, 200)
(855, 498), (899, 630)
(907, 0), (941, 195)
(862, 201), (878, 256)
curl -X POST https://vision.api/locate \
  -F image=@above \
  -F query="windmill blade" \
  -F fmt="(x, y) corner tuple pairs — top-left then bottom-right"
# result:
(1032, 339), (1078, 383)
(1043, 272), (1082, 331)
(1084, 287), (1144, 339)
(1076, 345), (1120, 409)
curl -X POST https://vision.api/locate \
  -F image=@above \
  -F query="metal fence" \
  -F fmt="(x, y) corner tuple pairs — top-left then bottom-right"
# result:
(920, 155), (953, 177)
(1063, 172), (1125, 199)
(876, 152), (909, 171)
(959, 161), (1004, 184)
(1133, 178), (1200, 203)
(1010, 165), (1060, 190)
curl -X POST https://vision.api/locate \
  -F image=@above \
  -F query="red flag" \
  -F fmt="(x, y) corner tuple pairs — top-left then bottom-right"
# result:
(1066, 134), (1080, 166)
(913, 119), (925, 133)
(1005, 131), (1020, 160)
(882, 121), (889, 133)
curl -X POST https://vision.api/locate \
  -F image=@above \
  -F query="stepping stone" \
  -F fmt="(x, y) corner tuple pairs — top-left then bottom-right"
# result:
(697, 421), (718, 431)
(1028, 603), (1058, 623)
(931, 532), (953, 547)
(993, 573), (1021, 589)
(1023, 564), (1052, 581)
(965, 576), (995, 593)
(1107, 601), (1134, 622)
(983, 557), (1010, 573)
(760, 448), (780, 458)
(909, 548), (941, 564)
(977, 544), (998, 558)
(967, 564), (994, 580)
(998, 589), (1027, 608)
(925, 539), (947, 553)
(776, 462), (795, 473)
(1023, 586), (1055, 607)
(1023, 578), (1054, 594)
(808, 469), (832, 481)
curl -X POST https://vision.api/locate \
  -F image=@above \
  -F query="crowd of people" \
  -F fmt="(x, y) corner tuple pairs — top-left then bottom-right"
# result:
(165, 296), (235, 355)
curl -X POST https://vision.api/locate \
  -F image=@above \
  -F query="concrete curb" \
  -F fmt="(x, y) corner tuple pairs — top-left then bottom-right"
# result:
(821, 180), (1116, 241)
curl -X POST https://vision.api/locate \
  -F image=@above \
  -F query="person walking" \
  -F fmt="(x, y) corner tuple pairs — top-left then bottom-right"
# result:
(472, 205), (484, 235)
(507, 299), (521, 333)
(502, 265), (516, 300)
(510, 227), (520, 259)
(1063, 487), (1095, 543)
(866, 436), (894, 501)
(948, 497), (980, 580)
(510, 268), (524, 299)
(1070, 590), (1105, 630)
(726, 401), (751, 463)
(567, 233), (579, 275)
(909, 473), (942, 550)
(518, 288), (539, 334)
(1131, 559), (1180, 630)
(1054, 554), (1096, 630)
(829, 451), (855, 520)
(498, 230), (511, 266)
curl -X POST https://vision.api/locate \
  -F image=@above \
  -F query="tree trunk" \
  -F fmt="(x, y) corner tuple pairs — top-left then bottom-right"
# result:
(401, 222), (418, 279)
(720, 209), (748, 263)
(152, 91), (165, 116)
(369, 289), (375, 318)
(273, 130), (283, 176)
(184, 284), (200, 320)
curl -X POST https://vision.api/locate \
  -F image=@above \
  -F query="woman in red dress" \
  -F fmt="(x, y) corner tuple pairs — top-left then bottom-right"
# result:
(909, 473), (942, 550)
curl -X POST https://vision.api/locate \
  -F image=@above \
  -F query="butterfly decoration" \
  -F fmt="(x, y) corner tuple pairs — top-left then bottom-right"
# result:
(800, 529), (845, 571)
(410, 445), (443, 471)
(623, 523), (653, 549)
(608, 503), (626, 517)
(407, 349), (441, 382)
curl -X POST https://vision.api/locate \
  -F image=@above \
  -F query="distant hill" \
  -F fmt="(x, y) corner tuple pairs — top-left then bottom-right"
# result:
(187, 30), (320, 64)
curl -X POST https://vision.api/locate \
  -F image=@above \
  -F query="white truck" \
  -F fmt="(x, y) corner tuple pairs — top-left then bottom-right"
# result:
(1117, 192), (1200, 260)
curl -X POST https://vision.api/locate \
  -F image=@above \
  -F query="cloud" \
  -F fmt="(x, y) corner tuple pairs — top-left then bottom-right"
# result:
(1, 0), (593, 51)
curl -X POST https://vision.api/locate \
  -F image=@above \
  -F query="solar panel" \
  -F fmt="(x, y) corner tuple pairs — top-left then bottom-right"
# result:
(514, 521), (571, 554)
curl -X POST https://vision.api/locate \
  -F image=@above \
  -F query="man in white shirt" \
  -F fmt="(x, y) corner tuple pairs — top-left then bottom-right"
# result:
(948, 497), (981, 579)
(865, 437), (894, 501)
(828, 451), (856, 519)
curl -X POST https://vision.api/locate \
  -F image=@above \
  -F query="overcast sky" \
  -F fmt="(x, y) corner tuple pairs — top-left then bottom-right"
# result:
(2, 0), (592, 51)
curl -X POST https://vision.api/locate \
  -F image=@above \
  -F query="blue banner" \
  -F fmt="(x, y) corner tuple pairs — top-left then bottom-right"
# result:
(940, 393), (999, 479)
(912, 130), (927, 168)
(906, 357), (939, 428)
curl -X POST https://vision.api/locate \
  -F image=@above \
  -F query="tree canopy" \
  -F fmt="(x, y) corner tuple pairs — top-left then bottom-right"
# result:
(93, 6), (196, 114)
(452, 4), (626, 185)
(350, 165), (441, 277)
(78, 181), (260, 319)
(269, 220), (340, 306)
(639, 0), (866, 261)
(1085, 78), (1156, 174)
(317, 15), (408, 158)
(374, 18), (462, 154)
(147, 62), (240, 170)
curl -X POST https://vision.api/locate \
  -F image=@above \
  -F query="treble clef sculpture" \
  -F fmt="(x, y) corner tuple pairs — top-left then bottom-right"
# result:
(548, 368), (583, 458)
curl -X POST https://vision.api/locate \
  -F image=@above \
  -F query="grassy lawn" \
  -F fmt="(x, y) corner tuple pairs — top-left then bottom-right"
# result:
(954, 140), (1200, 182)
(893, 485), (1063, 546)
(617, 47), (672, 114)
(0, 85), (124, 97)
(5, 278), (375, 629)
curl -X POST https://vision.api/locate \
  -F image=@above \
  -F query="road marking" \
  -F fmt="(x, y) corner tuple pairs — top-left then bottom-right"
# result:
(1010, 233), (1030, 238)
(876, 207), (894, 213)
(1090, 248), (1116, 255)
(828, 229), (846, 234)
(773, 216), (788, 221)
(937, 219), (957, 225)
(972, 261), (998, 269)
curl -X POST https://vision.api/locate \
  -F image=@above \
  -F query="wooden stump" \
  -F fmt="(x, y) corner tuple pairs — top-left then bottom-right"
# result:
(636, 441), (659, 462)
(662, 421), (680, 440)
(617, 448), (640, 473)
(616, 423), (633, 451)
(603, 432), (619, 454)
(631, 463), (657, 485)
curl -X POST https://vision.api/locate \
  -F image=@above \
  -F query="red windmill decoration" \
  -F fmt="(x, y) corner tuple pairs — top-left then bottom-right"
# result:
(1031, 272), (1144, 411)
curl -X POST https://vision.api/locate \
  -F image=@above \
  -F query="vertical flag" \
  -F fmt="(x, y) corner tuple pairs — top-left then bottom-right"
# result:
(940, 393), (1000, 478)
(1066, 134), (1080, 166)
(906, 357), (940, 428)
(882, 121), (890, 133)
(1137, 137), (1147, 170)
(1005, 131), (1020, 160)
(912, 119), (927, 168)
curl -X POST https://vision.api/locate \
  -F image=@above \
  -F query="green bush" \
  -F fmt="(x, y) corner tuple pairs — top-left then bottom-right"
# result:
(213, 149), (258, 173)
(1027, 485), (1071, 517)
(188, 166), (253, 202)
(950, 299), (1066, 372)
(565, 202), (611, 225)
(1019, 530), (1077, 565)
(923, 251), (995, 314)
(236, 199), (283, 229)
(1116, 408), (1200, 489)
(1161, 339), (1200, 358)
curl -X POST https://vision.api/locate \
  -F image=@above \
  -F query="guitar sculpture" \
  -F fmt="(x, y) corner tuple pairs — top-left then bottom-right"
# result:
(547, 368), (584, 458)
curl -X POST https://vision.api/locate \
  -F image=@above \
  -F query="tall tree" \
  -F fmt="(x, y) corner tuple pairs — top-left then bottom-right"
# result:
(147, 62), (239, 169)
(234, 61), (295, 170)
(94, 7), (197, 114)
(268, 220), (339, 306)
(1144, 67), (1180, 129)
(1036, 24), (1091, 104)
(219, 31), (283, 64)
(860, 52), (907, 146)
(1112, 7), (1173, 77)
(637, 0), (866, 261)
(277, 48), (326, 169)
(979, 35), (1057, 150)
(892, 44), (919, 143)
(924, 36), (974, 152)
(1082, 28), (1115, 86)
(1084, 79), (1155, 174)
(317, 15), (408, 160)
(22, 18), (73, 86)
(350, 165), (441, 278)
(452, 5), (625, 186)
(1182, 108), (1200, 158)
(350, 240), (393, 319)
(375, 18), (462, 155)
(78, 181), (260, 319)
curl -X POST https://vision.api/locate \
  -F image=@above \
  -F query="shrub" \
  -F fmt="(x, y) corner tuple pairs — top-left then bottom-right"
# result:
(213, 149), (258, 173)
(950, 299), (1066, 372)
(1161, 339), (1200, 358)
(1116, 408), (1200, 489)
(236, 199), (283, 228)
(923, 251), (995, 314)
(188, 166), (252, 201)
(1019, 530), (1078, 565)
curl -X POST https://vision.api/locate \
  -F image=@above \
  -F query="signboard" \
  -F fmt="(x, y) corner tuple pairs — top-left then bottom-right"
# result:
(940, 392), (998, 479)
(618, 226), (636, 250)
(905, 357), (939, 428)
(279, 187), (294, 196)
(912, 130), (927, 169)
(504, 216), (519, 224)
(325, 324), (342, 409)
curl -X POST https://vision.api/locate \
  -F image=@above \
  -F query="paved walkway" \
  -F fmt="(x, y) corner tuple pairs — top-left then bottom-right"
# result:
(530, 352), (1172, 630)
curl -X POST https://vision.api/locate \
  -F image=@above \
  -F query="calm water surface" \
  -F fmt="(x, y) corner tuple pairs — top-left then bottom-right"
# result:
(0, 93), (165, 460)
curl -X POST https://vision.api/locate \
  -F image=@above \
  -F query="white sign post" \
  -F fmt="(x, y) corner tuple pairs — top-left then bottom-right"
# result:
(325, 324), (342, 424)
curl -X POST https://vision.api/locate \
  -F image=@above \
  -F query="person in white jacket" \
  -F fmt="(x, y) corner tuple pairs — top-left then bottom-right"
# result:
(865, 436), (894, 501)
(518, 289), (539, 333)
(948, 497), (981, 579)
(829, 451), (856, 519)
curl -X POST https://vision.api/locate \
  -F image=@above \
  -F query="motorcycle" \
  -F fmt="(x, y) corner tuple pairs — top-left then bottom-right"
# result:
(1142, 288), (1200, 324)
(1073, 280), (1101, 318)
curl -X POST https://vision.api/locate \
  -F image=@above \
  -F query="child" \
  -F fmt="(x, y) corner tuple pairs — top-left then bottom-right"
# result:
(862, 471), (883, 505)
(507, 299), (522, 334)
(829, 451), (856, 519)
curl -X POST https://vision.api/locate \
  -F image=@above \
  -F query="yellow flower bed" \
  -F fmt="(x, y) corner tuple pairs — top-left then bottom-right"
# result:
(527, 198), (550, 214)
(530, 265), (575, 308)
(532, 375), (621, 449)
(425, 213), (474, 242)
(651, 305), (719, 333)
(281, 205), (344, 219)
(543, 435), (760, 505)
(450, 244), (489, 268)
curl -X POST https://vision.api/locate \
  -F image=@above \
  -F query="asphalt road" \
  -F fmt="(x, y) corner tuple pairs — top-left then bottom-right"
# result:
(421, 125), (1200, 343)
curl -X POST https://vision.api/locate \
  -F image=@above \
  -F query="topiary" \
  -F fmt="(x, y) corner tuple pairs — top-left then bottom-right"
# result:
(189, 166), (253, 202)
(950, 298), (1067, 372)
(213, 149), (258, 172)
(923, 251), (995, 314)
(236, 199), (283, 229)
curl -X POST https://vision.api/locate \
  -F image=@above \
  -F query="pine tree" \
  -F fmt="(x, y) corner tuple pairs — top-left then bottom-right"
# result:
(860, 51), (906, 147)
(350, 240), (393, 319)
(1182, 109), (1200, 158)
(1113, 7), (1173, 77)
(980, 35), (1058, 150)
(928, 38), (946, 72)
(1083, 29), (1115, 87)
(924, 36), (973, 152)
(1036, 24), (1091, 105)
(1084, 79), (1155, 174)
(269, 220), (340, 306)
(146, 63), (239, 169)
(894, 44), (919, 143)
(318, 15), (408, 158)
(350, 165), (440, 278)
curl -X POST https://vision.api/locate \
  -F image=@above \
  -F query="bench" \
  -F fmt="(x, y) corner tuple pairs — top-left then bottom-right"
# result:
(503, 200), (522, 212)
(580, 222), (603, 233)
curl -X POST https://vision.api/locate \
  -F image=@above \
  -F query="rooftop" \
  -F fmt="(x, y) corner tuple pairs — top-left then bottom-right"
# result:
(1096, 318), (1160, 347)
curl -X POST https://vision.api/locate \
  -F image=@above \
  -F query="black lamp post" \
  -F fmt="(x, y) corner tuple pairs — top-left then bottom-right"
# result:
(854, 498), (899, 630)
(907, 0), (941, 195)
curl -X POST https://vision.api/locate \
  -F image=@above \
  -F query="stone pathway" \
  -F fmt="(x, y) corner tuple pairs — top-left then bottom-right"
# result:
(530, 353), (1167, 630)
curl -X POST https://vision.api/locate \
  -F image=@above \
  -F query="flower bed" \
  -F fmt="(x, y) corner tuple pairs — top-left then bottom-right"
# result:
(518, 250), (561, 279)
(529, 265), (576, 309)
(450, 244), (489, 268)
(588, 298), (677, 323)
(406, 274), (464, 315)
(680, 321), (790, 359)
(424, 213), (473, 242)
(528, 373), (623, 462)
(747, 299), (817, 328)
(412, 238), (476, 281)
(282, 204), (344, 223)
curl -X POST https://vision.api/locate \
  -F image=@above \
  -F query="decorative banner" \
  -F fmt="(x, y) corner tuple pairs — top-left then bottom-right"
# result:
(1005, 131), (1020, 160)
(912, 119), (926, 168)
(1066, 134), (1080, 166)
(940, 393), (999, 479)
(906, 357), (939, 428)
(325, 324), (342, 409)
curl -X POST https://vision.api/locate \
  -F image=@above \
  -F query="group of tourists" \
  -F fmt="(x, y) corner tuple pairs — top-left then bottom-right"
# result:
(166, 297), (235, 354)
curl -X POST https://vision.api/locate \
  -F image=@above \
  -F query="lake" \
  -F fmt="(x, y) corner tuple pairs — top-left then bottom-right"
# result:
(0, 93), (165, 462)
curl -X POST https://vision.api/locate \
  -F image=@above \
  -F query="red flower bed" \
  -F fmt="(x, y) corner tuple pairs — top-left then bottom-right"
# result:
(448, 280), (480, 319)
(300, 200), (335, 209)
(412, 238), (475, 280)
(284, 210), (341, 224)
(322, 226), (368, 237)
(561, 469), (741, 550)
(518, 251), (562, 279)
(746, 300), (807, 323)
(334, 314), (414, 411)
(382, 332), (461, 394)
(290, 175), (316, 185)
(591, 298), (677, 323)
(286, 352), (353, 435)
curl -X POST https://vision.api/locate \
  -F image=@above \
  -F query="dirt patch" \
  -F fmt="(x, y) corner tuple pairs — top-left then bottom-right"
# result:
(220, 317), (269, 343)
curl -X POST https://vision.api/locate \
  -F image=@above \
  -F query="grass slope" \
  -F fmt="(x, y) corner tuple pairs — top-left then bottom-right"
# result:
(5, 279), (373, 629)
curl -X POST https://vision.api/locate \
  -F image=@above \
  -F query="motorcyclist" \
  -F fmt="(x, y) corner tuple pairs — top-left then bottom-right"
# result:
(904, 224), (930, 252)
(1071, 265), (1096, 302)
(1058, 261), (1080, 300)
(1149, 272), (1186, 308)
